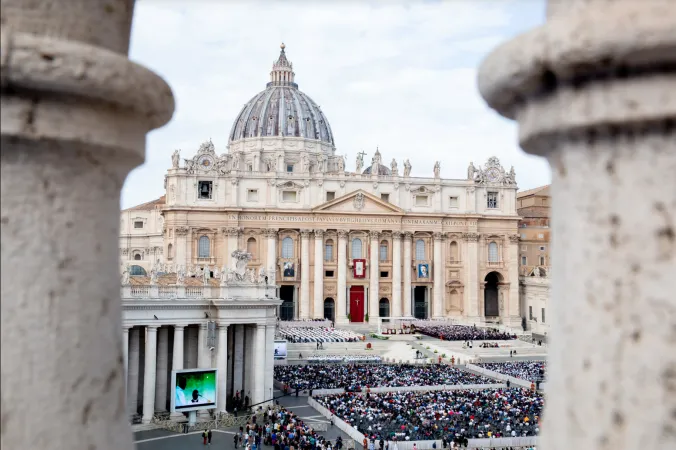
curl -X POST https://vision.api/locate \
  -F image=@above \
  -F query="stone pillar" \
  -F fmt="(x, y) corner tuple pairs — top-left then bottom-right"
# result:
(299, 229), (312, 319)
(392, 232), (402, 317)
(170, 325), (184, 419)
(123, 326), (130, 400)
(313, 229), (325, 319)
(227, 228), (241, 258)
(155, 327), (169, 412)
(266, 229), (277, 275)
(463, 233), (480, 320)
(369, 231), (380, 320)
(403, 232), (413, 317)
(185, 326), (198, 369)
(176, 228), (189, 269)
(433, 233), (444, 318)
(243, 325), (254, 398)
(254, 324), (266, 405)
(264, 324), (276, 405)
(336, 230), (349, 324)
(217, 324), (228, 413)
(507, 234), (521, 325)
(128, 327), (140, 417)
(232, 325), (244, 394)
(478, 1), (676, 448)
(0, 2), (174, 446)
(142, 326), (158, 423)
(197, 323), (207, 368)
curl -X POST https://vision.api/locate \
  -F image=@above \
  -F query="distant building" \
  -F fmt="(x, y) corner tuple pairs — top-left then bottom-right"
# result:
(517, 185), (551, 337)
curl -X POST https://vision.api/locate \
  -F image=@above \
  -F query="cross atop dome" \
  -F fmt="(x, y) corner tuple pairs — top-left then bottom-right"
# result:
(270, 43), (295, 86)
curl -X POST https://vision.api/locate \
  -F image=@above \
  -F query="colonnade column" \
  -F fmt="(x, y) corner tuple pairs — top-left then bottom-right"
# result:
(463, 233), (480, 320)
(253, 324), (267, 405)
(266, 229), (278, 276)
(0, 4), (174, 446)
(264, 324), (276, 405)
(313, 230), (325, 319)
(402, 232), (413, 317)
(127, 328), (140, 416)
(336, 230), (349, 324)
(392, 232), (402, 317)
(432, 233), (444, 319)
(170, 325), (184, 419)
(217, 324), (228, 413)
(507, 234), (521, 326)
(478, 2), (676, 447)
(142, 326), (158, 423)
(197, 323), (208, 368)
(299, 229), (312, 319)
(369, 231), (380, 320)
(232, 325), (244, 394)
(155, 327), (169, 412)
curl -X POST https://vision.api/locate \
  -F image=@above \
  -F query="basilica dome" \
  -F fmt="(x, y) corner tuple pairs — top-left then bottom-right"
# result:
(228, 44), (335, 146)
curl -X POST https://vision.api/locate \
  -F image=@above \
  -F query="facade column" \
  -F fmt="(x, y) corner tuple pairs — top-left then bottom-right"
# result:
(127, 327), (140, 416)
(197, 323), (208, 368)
(299, 229), (312, 319)
(0, 3), (174, 446)
(313, 230), (325, 319)
(232, 325), (244, 394)
(176, 228), (189, 268)
(226, 228), (242, 260)
(266, 229), (278, 277)
(264, 324), (275, 405)
(243, 326), (255, 398)
(463, 233), (480, 320)
(507, 234), (521, 326)
(479, 2), (676, 448)
(123, 326), (131, 401)
(253, 324), (267, 405)
(155, 327), (169, 412)
(170, 325), (184, 419)
(403, 232), (413, 317)
(217, 324), (228, 413)
(392, 232), (402, 317)
(336, 230), (349, 324)
(185, 326), (198, 368)
(432, 233), (444, 318)
(369, 231), (380, 320)
(142, 326), (159, 423)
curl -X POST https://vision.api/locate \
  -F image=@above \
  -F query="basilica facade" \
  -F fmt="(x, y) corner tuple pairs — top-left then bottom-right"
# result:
(120, 44), (521, 328)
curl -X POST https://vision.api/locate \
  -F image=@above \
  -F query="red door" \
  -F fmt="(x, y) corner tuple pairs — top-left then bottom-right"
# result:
(349, 286), (365, 323)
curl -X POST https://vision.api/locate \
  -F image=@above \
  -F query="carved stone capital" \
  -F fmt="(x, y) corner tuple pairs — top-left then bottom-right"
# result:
(433, 232), (444, 241)
(392, 231), (403, 240)
(263, 229), (278, 238)
(369, 230), (380, 240)
(403, 231), (413, 240)
(224, 227), (242, 237)
(462, 232), (479, 242)
(337, 230), (349, 238)
(175, 226), (189, 236)
(314, 229), (325, 238)
(509, 234), (520, 243)
(300, 229), (312, 239)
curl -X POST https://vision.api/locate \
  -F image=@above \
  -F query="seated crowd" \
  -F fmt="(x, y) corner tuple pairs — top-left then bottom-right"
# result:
(274, 364), (494, 391)
(418, 325), (517, 341)
(315, 388), (543, 441)
(476, 362), (547, 382)
(276, 327), (362, 343)
(307, 354), (382, 364)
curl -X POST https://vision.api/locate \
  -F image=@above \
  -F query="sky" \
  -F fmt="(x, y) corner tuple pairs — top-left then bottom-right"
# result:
(123, 0), (549, 209)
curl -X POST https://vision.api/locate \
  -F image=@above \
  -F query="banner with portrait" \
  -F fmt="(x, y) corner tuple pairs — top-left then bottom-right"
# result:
(417, 263), (430, 279)
(353, 259), (366, 278)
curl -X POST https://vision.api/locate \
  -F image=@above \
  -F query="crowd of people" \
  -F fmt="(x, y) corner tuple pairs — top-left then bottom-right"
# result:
(307, 355), (382, 364)
(417, 325), (517, 341)
(476, 362), (547, 382)
(276, 327), (363, 343)
(274, 364), (495, 391)
(315, 388), (543, 441)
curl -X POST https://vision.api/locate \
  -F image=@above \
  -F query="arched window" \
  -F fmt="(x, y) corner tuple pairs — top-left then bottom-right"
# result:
(198, 236), (210, 258)
(134, 253), (141, 261)
(352, 238), (362, 258)
(324, 239), (334, 262)
(281, 237), (293, 258)
(130, 265), (146, 276)
(449, 241), (459, 261)
(167, 244), (173, 259)
(379, 240), (388, 261)
(488, 241), (499, 262)
(247, 237), (257, 258)
(415, 239), (426, 260)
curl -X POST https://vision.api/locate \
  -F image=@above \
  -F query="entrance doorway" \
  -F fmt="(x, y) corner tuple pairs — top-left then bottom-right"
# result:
(413, 286), (427, 319)
(379, 298), (390, 322)
(349, 286), (365, 322)
(323, 298), (335, 321)
(279, 285), (295, 321)
(484, 272), (501, 317)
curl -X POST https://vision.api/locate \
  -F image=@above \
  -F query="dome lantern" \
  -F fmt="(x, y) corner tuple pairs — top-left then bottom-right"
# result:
(269, 42), (296, 87)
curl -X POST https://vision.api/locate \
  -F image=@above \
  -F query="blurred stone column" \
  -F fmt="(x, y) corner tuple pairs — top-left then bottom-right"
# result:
(154, 327), (169, 412)
(336, 230), (349, 324)
(478, 1), (676, 448)
(0, 1), (174, 448)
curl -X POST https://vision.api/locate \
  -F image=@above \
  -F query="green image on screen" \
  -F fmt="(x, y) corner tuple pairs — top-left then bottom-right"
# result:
(175, 370), (216, 410)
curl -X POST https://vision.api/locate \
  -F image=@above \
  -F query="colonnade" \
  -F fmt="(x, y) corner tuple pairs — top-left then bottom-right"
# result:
(122, 322), (275, 423)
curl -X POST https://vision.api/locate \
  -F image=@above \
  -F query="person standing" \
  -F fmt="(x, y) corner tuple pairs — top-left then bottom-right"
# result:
(207, 429), (213, 446)
(202, 429), (208, 446)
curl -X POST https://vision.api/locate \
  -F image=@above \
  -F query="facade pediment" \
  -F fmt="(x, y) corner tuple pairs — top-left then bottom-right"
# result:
(313, 190), (404, 214)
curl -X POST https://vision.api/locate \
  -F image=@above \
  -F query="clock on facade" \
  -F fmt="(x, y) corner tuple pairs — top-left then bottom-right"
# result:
(486, 167), (500, 182)
(198, 155), (214, 168)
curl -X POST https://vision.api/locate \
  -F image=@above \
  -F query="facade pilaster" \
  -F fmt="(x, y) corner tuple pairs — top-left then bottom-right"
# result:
(392, 232), (402, 317)
(313, 229), (325, 319)
(176, 227), (189, 268)
(336, 230), (349, 324)
(127, 327), (140, 416)
(217, 324), (228, 413)
(369, 231), (380, 319)
(253, 324), (267, 405)
(507, 234), (521, 325)
(142, 326), (159, 423)
(479, 2), (676, 447)
(155, 326), (169, 411)
(403, 232), (413, 317)
(432, 233), (445, 318)
(265, 229), (278, 277)
(170, 325), (184, 419)
(299, 229), (312, 319)
(463, 232), (480, 320)
(0, 3), (174, 444)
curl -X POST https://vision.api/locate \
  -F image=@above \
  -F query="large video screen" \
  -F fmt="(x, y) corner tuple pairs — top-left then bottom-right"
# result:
(171, 368), (218, 412)
(274, 340), (287, 359)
